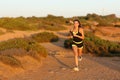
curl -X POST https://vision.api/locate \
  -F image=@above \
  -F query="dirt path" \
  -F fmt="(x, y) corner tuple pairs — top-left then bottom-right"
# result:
(9, 30), (120, 80)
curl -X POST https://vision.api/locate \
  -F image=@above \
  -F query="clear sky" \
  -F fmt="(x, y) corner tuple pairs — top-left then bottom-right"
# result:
(0, 0), (120, 17)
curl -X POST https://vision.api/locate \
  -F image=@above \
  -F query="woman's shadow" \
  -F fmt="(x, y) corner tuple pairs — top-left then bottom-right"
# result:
(49, 51), (72, 69)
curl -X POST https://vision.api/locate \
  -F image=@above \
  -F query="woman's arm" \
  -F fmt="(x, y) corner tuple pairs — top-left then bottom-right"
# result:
(68, 27), (73, 39)
(73, 28), (84, 39)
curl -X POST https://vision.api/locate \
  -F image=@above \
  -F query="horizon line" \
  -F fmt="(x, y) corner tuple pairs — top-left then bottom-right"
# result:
(0, 13), (120, 18)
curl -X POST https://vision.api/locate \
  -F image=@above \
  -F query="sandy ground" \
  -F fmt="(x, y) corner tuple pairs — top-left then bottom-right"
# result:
(0, 27), (120, 80)
(94, 27), (120, 42)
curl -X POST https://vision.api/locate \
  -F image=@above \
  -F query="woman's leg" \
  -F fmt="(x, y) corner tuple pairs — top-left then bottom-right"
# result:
(72, 45), (79, 67)
(78, 48), (83, 61)
(78, 47), (83, 57)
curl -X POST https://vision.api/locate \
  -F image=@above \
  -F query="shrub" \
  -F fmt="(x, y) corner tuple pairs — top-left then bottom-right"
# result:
(64, 38), (73, 48)
(114, 24), (120, 27)
(42, 25), (66, 31)
(0, 38), (47, 58)
(32, 32), (59, 43)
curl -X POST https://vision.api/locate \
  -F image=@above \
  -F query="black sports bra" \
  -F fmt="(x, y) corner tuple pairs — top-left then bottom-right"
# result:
(72, 28), (83, 42)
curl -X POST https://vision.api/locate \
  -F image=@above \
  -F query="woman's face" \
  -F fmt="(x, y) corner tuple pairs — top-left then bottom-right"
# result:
(74, 21), (79, 28)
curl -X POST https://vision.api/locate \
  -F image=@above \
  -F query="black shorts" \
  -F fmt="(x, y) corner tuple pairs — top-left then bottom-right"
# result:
(72, 41), (83, 48)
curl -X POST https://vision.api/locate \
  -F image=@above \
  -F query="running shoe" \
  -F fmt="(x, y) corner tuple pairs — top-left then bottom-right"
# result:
(73, 66), (79, 71)
(78, 56), (82, 61)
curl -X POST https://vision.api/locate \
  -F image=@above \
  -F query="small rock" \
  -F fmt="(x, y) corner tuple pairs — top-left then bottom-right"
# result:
(48, 51), (56, 55)
(49, 70), (54, 74)
(55, 51), (65, 57)
(84, 68), (88, 71)
(55, 71), (59, 74)
(61, 67), (66, 70)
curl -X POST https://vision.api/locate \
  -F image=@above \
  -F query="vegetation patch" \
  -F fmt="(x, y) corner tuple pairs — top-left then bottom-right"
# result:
(0, 38), (47, 67)
(32, 32), (59, 43)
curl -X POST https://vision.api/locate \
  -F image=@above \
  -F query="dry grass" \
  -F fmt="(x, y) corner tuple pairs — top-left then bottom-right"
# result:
(0, 55), (22, 68)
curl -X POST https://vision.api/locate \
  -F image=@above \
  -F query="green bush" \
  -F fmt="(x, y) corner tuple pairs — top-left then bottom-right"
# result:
(114, 24), (120, 27)
(84, 32), (120, 56)
(41, 25), (66, 31)
(64, 38), (73, 48)
(0, 38), (47, 58)
(32, 32), (59, 43)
